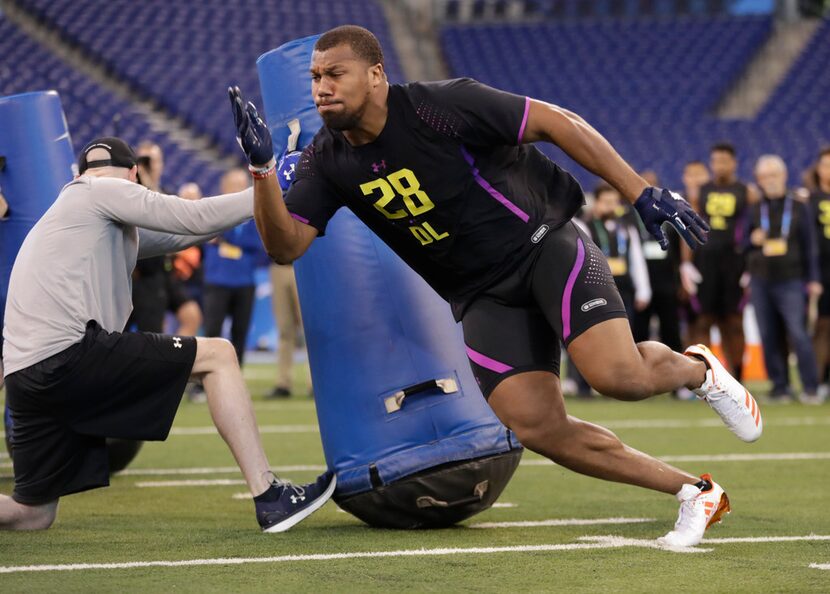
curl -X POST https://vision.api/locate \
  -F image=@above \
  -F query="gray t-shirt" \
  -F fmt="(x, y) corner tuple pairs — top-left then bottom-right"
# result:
(2, 175), (255, 376)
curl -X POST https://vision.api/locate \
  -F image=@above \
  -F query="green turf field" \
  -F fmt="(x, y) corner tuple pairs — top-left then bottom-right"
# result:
(1, 363), (829, 592)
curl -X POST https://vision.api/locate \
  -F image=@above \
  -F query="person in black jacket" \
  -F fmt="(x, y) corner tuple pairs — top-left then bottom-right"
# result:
(748, 155), (823, 404)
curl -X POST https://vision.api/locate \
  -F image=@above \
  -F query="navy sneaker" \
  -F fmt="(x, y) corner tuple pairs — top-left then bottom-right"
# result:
(255, 471), (336, 533)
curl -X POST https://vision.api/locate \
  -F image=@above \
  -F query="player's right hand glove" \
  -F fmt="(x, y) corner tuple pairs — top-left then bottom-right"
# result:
(634, 187), (709, 250)
(228, 86), (273, 167)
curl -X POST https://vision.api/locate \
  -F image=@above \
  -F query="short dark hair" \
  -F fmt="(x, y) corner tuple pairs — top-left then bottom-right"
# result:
(710, 142), (736, 157)
(315, 25), (384, 66)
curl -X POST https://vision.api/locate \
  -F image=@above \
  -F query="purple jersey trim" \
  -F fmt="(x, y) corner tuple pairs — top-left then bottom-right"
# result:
(460, 146), (530, 223)
(562, 238), (585, 341)
(465, 345), (513, 374)
(290, 212), (310, 225)
(518, 96), (530, 144)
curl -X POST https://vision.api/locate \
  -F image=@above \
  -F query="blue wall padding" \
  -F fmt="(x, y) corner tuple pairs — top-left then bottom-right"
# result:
(257, 36), (518, 497)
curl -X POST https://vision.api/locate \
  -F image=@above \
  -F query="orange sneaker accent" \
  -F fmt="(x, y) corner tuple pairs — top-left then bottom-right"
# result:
(707, 492), (731, 528)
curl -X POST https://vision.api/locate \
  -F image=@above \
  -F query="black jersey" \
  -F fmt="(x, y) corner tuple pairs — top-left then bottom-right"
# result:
(697, 180), (749, 251)
(809, 188), (830, 278)
(284, 78), (585, 318)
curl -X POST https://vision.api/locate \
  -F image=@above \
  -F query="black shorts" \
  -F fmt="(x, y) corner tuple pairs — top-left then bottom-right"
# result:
(820, 273), (830, 317)
(461, 221), (628, 398)
(694, 249), (746, 317)
(4, 320), (196, 505)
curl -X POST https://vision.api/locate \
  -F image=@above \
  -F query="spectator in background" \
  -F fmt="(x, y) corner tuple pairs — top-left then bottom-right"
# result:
(808, 147), (830, 398)
(678, 160), (711, 339)
(632, 170), (683, 356)
(748, 155), (822, 404)
(684, 143), (749, 381)
(129, 141), (171, 333)
(203, 169), (263, 364)
(568, 184), (651, 398)
(136, 141), (166, 193)
(268, 262), (309, 398)
(175, 183), (206, 306)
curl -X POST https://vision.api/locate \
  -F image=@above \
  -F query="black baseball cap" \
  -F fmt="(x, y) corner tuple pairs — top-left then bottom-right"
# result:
(78, 137), (137, 174)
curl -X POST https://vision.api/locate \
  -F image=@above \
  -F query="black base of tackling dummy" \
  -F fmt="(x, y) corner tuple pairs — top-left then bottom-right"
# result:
(335, 449), (523, 529)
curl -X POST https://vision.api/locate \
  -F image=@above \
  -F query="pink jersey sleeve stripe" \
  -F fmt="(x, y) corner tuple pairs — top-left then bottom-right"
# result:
(518, 96), (531, 144)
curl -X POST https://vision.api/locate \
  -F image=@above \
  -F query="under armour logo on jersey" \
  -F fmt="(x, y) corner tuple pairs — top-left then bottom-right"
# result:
(290, 494), (306, 504)
(282, 162), (296, 183)
(371, 160), (386, 173)
(173, 337), (182, 349)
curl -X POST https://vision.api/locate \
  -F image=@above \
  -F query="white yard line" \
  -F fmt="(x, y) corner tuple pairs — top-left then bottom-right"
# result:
(2, 532), (827, 573)
(520, 452), (830, 466)
(124, 451), (830, 485)
(469, 517), (655, 529)
(0, 537), (699, 574)
(169, 424), (318, 436)
(39, 415), (819, 442)
(809, 563), (830, 570)
(137, 479), (246, 488)
(119, 465), (324, 477)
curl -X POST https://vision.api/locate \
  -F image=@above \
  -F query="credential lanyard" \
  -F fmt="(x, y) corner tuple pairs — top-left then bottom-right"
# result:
(760, 196), (793, 239)
(593, 220), (627, 257)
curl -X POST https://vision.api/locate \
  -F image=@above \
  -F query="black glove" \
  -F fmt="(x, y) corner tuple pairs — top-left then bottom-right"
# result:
(228, 86), (274, 167)
(634, 187), (709, 250)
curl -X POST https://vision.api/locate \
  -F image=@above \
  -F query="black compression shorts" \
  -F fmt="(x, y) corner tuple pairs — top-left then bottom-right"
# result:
(461, 221), (628, 398)
(693, 249), (746, 317)
(4, 320), (196, 504)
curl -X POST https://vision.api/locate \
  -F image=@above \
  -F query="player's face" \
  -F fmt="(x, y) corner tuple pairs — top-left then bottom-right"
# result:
(710, 150), (736, 181)
(817, 154), (830, 186)
(682, 163), (709, 192)
(755, 162), (787, 197)
(594, 190), (620, 219)
(311, 46), (376, 131)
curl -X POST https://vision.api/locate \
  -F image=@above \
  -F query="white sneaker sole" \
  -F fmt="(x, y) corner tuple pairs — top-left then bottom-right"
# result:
(263, 474), (337, 534)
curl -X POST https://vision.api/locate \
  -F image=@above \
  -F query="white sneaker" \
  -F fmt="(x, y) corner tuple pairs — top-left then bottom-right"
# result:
(684, 344), (763, 442)
(798, 392), (823, 406)
(658, 474), (730, 548)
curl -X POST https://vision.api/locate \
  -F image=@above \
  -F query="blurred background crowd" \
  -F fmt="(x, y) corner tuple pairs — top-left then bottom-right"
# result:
(1, 0), (829, 403)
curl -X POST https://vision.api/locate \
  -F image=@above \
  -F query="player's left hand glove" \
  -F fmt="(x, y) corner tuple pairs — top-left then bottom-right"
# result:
(228, 86), (273, 167)
(634, 187), (709, 250)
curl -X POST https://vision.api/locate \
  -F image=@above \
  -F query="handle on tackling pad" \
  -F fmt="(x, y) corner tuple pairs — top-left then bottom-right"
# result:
(415, 480), (490, 509)
(384, 377), (459, 413)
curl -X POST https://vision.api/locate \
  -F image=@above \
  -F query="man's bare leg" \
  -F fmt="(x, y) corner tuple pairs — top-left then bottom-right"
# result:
(0, 495), (57, 530)
(721, 314), (745, 380)
(489, 371), (697, 495)
(190, 337), (271, 496)
(567, 318), (707, 401)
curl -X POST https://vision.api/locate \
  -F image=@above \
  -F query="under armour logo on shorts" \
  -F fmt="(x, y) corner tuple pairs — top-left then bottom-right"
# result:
(173, 337), (182, 349)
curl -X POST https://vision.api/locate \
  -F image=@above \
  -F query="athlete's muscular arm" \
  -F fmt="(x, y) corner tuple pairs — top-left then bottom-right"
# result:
(230, 86), (317, 264)
(522, 100), (647, 203)
(522, 99), (707, 249)
(253, 167), (317, 264)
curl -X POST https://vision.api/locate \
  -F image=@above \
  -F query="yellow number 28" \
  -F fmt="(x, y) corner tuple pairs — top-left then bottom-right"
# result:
(360, 168), (435, 220)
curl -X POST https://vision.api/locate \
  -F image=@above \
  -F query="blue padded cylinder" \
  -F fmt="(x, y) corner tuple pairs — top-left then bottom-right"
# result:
(1, 91), (75, 444)
(0, 91), (76, 326)
(257, 37), (520, 498)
